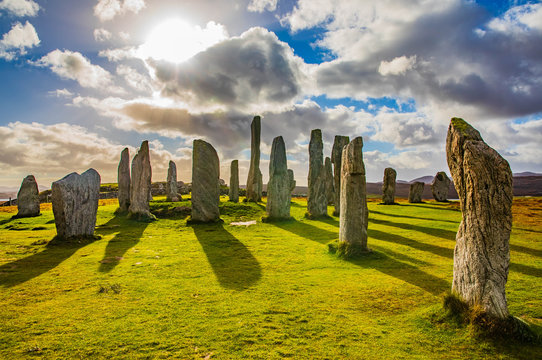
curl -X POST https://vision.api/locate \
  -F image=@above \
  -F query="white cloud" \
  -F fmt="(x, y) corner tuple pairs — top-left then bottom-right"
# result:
(0, 21), (39, 60)
(247, 0), (277, 13)
(379, 55), (416, 76)
(116, 64), (152, 92)
(0, 0), (39, 17)
(98, 46), (137, 61)
(48, 88), (74, 98)
(118, 31), (130, 41)
(94, 28), (112, 42)
(487, 3), (542, 33)
(94, 0), (146, 22)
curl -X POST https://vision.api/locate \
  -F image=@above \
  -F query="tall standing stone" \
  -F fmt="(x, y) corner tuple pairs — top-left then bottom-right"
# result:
(331, 135), (350, 216)
(408, 182), (424, 203)
(382, 168), (397, 205)
(191, 139), (220, 222)
(15, 175), (40, 218)
(117, 148), (130, 212)
(265, 136), (291, 220)
(129, 140), (154, 220)
(52, 169), (100, 239)
(324, 157), (334, 205)
(288, 169), (296, 194)
(307, 129), (328, 217)
(431, 171), (451, 202)
(166, 160), (180, 202)
(447, 117), (512, 319)
(246, 116), (263, 202)
(338, 137), (369, 256)
(229, 160), (239, 203)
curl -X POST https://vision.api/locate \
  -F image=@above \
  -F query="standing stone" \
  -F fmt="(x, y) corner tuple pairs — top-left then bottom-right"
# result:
(324, 157), (334, 205)
(229, 160), (239, 203)
(288, 169), (296, 194)
(447, 117), (512, 319)
(265, 136), (291, 220)
(52, 169), (100, 239)
(331, 135), (350, 216)
(15, 175), (40, 218)
(408, 182), (424, 203)
(117, 148), (130, 212)
(129, 140), (154, 220)
(246, 116), (263, 202)
(338, 137), (369, 256)
(191, 139), (220, 222)
(381, 168), (397, 205)
(431, 171), (451, 202)
(166, 160), (180, 202)
(307, 129), (328, 217)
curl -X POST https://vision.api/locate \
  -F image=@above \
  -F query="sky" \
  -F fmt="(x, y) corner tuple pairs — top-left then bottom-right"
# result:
(0, 0), (541, 189)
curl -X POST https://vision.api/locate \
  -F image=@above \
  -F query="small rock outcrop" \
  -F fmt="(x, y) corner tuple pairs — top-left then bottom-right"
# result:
(166, 160), (180, 202)
(15, 175), (40, 218)
(446, 117), (513, 319)
(191, 139), (220, 222)
(52, 169), (100, 239)
(129, 141), (155, 220)
(431, 171), (451, 202)
(338, 137), (369, 256)
(331, 135), (350, 216)
(408, 182), (424, 203)
(324, 157), (334, 205)
(381, 168), (397, 205)
(288, 169), (296, 194)
(265, 136), (291, 220)
(307, 129), (328, 217)
(246, 116), (263, 202)
(117, 148), (130, 213)
(229, 160), (239, 203)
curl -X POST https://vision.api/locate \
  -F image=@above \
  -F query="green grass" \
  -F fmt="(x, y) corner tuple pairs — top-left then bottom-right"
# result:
(0, 196), (540, 359)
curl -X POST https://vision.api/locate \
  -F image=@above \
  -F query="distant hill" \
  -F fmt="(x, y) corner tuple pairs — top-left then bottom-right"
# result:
(409, 175), (438, 184)
(513, 172), (542, 177)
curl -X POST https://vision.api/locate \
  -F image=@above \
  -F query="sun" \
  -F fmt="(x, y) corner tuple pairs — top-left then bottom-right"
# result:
(138, 19), (227, 63)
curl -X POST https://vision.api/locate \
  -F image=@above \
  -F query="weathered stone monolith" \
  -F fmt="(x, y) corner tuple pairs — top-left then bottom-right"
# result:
(265, 136), (291, 220)
(382, 168), (397, 205)
(331, 135), (350, 216)
(117, 148), (130, 212)
(447, 117), (513, 319)
(288, 169), (296, 194)
(15, 175), (40, 218)
(229, 160), (239, 203)
(408, 182), (424, 203)
(307, 129), (328, 217)
(324, 157), (334, 205)
(52, 169), (100, 239)
(166, 160), (180, 202)
(128, 140), (155, 220)
(338, 137), (369, 256)
(246, 116), (263, 202)
(191, 139), (220, 222)
(431, 171), (451, 202)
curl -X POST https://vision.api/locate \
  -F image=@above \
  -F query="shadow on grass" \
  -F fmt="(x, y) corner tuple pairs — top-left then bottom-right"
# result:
(0, 218), (14, 226)
(191, 223), (261, 291)
(370, 218), (457, 241)
(510, 244), (542, 258)
(370, 210), (459, 224)
(510, 263), (542, 278)
(370, 245), (431, 266)
(408, 203), (460, 212)
(270, 218), (338, 244)
(96, 215), (149, 273)
(369, 228), (453, 259)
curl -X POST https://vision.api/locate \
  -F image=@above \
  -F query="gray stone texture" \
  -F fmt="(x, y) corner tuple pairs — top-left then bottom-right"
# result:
(307, 129), (328, 217)
(117, 148), (130, 212)
(382, 168), (397, 205)
(324, 157), (334, 205)
(52, 169), (100, 238)
(288, 169), (296, 194)
(15, 175), (40, 218)
(129, 141), (154, 219)
(229, 160), (239, 203)
(246, 116), (263, 202)
(447, 117), (513, 319)
(166, 160), (180, 202)
(331, 135), (350, 216)
(266, 136), (291, 220)
(408, 182), (424, 203)
(431, 171), (451, 202)
(191, 139), (221, 222)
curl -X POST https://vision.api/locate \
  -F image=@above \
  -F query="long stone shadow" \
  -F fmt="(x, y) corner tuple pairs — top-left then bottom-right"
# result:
(369, 228), (453, 259)
(347, 251), (450, 296)
(191, 223), (261, 291)
(408, 203), (460, 212)
(370, 210), (459, 224)
(370, 218), (457, 241)
(96, 215), (149, 272)
(270, 219), (338, 244)
(370, 244), (431, 266)
(510, 244), (542, 258)
(510, 262), (542, 278)
(0, 237), (93, 288)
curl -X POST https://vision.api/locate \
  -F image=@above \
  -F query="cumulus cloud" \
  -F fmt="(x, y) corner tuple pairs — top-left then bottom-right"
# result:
(487, 3), (542, 33)
(0, 21), (39, 60)
(48, 88), (74, 98)
(247, 0), (277, 13)
(93, 28), (112, 42)
(379, 56), (416, 76)
(0, 0), (39, 17)
(94, 0), (145, 22)
(116, 64), (152, 92)
(98, 46), (137, 61)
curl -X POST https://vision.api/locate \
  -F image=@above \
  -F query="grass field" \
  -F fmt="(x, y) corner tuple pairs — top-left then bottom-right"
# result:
(0, 196), (541, 359)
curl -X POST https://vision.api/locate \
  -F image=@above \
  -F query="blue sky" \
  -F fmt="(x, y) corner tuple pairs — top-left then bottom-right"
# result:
(0, 0), (541, 189)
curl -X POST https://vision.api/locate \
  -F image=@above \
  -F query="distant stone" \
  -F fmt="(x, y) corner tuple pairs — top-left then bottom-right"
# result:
(288, 169), (296, 194)
(431, 171), (451, 202)
(129, 140), (155, 220)
(15, 175), (40, 218)
(246, 116), (263, 202)
(338, 137), (369, 257)
(324, 157), (334, 205)
(117, 148), (130, 212)
(381, 168), (397, 205)
(307, 129), (328, 217)
(229, 160), (239, 203)
(265, 136), (291, 220)
(447, 117), (513, 319)
(166, 160), (180, 202)
(408, 182), (424, 203)
(331, 135), (350, 216)
(52, 169), (100, 239)
(191, 139), (221, 222)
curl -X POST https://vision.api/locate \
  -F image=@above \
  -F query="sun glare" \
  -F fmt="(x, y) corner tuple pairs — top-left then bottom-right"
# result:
(138, 19), (227, 63)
